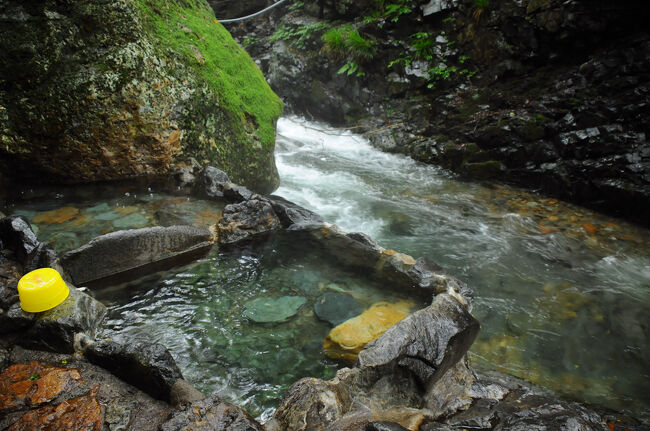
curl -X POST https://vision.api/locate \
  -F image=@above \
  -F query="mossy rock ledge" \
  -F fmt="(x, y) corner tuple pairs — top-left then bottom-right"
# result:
(0, 0), (283, 193)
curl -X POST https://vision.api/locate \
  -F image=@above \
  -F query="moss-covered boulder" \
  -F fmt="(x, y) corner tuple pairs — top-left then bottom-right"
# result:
(0, 0), (282, 193)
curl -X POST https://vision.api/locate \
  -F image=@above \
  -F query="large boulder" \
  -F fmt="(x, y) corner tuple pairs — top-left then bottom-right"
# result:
(355, 293), (480, 389)
(60, 225), (213, 287)
(0, 0), (283, 193)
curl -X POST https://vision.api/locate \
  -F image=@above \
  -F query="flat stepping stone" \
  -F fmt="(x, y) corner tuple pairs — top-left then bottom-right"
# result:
(243, 296), (307, 323)
(314, 292), (364, 327)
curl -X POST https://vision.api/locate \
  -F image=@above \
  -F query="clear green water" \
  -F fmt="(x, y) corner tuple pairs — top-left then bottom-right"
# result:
(95, 239), (422, 420)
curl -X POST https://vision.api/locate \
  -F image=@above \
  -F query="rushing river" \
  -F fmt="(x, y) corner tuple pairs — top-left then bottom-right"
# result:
(274, 117), (650, 421)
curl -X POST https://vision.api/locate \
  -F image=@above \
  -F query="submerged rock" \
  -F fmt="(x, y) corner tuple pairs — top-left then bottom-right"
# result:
(112, 212), (149, 229)
(242, 296), (307, 323)
(0, 0), (282, 193)
(60, 225), (213, 287)
(314, 292), (364, 327)
(323, 300), (413, 362)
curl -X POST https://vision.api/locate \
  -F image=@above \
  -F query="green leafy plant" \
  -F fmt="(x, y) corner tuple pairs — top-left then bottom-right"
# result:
(322, 25), (375, 77)
(288, 0), (304, 12)
(241, 36), (259, 48)
(271, 22), (329, 50)
(365, 0), (416, 24)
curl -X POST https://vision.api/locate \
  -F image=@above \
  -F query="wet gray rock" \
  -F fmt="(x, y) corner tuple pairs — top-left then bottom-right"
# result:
(85, 339), (184, 403)
(0, 216), (39, 264)
(0, 283), (106, 353)
(19, 286), (107, 353)
(273, 378), (352, 431)
(0, 216), (56, 271)
(454, 390), (609, 431)
(356, 293), (479, 388)
(314, 292), (364, 326)
(268, 195), (324, 229)
(161, 396), (264, 431)
(0, 344), (9, 370)
(169, 379), (206, 408)
(196, 166), (231, 198)
(60, 225), (213, 287)
(217, 199), (281, 244)
(408, 257), (474, 301)
(222, 183), (256, 203)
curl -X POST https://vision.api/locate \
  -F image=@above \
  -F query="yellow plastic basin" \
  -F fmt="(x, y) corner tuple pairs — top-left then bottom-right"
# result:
(17, 268), (70, 313)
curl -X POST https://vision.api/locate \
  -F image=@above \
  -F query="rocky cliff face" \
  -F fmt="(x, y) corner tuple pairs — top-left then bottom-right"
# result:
(223, 0), (649, 224)
(0, 0), (283, 194)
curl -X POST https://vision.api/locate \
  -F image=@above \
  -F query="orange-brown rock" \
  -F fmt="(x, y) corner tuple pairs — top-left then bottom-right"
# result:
(8, 386), (102, 431)
(0, 362), (82, 411)
(323, 300), (413, 363)
(32, 207), (79, 224)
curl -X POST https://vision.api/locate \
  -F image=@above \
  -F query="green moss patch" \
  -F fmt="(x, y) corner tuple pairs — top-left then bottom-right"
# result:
(133, 0), (283, 150)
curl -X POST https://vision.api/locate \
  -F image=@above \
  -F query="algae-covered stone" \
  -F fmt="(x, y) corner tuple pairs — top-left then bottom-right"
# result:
(243, 296), (307, 323)
(323, 300), (414, 362)
(0, 0), (282, 193)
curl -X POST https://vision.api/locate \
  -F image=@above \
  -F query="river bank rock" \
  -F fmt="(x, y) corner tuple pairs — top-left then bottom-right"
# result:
(0, 0), (283, 193)
(60, 225), (214, 287)
(314, 291), (364, 327)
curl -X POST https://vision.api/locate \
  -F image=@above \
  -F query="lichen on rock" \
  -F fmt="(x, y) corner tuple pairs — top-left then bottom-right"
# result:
(0, 0), (283, 193)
